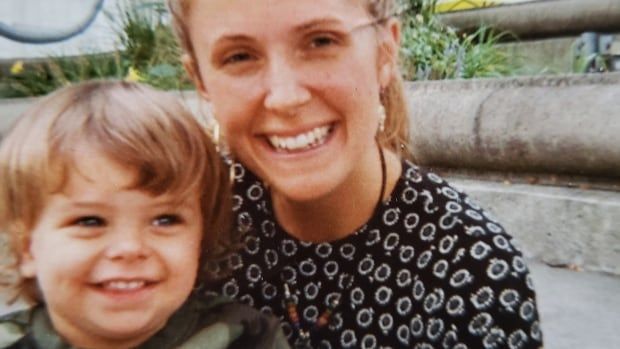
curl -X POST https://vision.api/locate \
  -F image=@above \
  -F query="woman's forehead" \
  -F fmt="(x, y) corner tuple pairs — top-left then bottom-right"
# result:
(188, 0), (370, 43)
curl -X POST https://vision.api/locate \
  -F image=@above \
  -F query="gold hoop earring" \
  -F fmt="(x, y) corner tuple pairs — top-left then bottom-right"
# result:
(229, 160), (236, 187)
(196, 98), (224, 149)
(377, 104), (386, 133)
(212, 121), (221, 149)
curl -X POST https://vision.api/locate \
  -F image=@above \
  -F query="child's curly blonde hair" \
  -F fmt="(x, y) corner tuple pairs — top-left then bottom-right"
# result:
(0, 80), (231, 303)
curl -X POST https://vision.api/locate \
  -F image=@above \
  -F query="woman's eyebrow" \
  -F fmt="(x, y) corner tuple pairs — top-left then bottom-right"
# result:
(212, 34), (254, 47)
(293, 18), (344, 33)
(211, 18), (347, 47)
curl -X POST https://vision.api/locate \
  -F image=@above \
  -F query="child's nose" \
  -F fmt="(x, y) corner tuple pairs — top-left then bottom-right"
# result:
(104, 229), (150, 261)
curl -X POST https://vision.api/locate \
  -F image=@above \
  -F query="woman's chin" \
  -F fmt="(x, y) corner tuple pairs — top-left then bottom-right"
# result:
(270, 179), (335, 204)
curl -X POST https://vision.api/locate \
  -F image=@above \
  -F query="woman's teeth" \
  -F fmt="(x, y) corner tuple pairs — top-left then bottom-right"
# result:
(267, 125), (331, 151)
(102, 280), (146, 291)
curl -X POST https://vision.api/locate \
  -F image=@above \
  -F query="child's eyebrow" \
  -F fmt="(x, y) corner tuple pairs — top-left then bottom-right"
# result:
(61, 200), (108, 209)
(148, 198), (196, 210)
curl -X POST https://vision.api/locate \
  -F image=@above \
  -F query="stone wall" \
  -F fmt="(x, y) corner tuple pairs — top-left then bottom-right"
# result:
(407, 72), (620, 178)
(1, 74), (619, 274)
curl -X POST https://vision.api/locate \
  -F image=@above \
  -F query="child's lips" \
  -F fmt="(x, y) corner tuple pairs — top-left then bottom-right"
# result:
(89, 278), (160, 305)
(100, 280), (147, 291)
(91, 278), (159, 292)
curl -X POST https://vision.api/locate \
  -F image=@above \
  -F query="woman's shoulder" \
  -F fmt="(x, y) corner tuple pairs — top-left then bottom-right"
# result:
(395, 160), (509, 234)
(389, 161), (544, 346)
(391, 160), (536, 293)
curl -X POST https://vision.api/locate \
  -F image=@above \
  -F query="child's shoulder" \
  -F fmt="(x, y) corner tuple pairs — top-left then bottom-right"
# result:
(0, 298), (289, 349)
(0, 306), (37, 349)
(143, 295), (290, 349)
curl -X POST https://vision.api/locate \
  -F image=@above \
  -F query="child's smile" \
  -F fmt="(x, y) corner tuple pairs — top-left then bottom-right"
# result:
(89, 277), (159, 303)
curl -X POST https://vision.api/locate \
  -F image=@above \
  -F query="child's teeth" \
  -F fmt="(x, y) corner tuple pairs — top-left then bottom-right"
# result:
(104, 280), (146, 290)
(268, 125), (331, 151)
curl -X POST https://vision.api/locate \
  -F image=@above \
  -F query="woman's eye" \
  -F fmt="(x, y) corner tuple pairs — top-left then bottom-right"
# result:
(72, 216), (105, 227)
(222, 51), (253, 65)
(309, 34), (338, 49)
(153, 214), (182, 227)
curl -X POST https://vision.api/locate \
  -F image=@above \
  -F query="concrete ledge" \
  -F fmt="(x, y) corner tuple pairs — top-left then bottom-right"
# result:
(450, 177), (620, 275)
(6, 74), (620, 179)
(406, 73), (620, 177)
(439, 0), (620, 38)
(528, 262), (620, 349)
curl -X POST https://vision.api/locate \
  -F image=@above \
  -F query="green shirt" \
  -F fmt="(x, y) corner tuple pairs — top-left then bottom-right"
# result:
(0, 295), (289, 349)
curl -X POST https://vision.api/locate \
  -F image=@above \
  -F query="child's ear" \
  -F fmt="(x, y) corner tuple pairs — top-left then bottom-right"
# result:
(182, 54), (210, 101)
(19, 237), (36, 278)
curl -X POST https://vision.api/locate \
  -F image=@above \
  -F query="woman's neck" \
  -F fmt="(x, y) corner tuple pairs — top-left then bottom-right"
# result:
(271, 148), (402, 243)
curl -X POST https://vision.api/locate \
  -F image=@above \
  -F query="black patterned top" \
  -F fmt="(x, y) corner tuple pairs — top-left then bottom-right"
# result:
(209, 160), (543, 349)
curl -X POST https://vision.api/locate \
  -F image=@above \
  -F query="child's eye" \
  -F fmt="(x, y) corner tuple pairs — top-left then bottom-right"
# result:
(152, 214), (182, 227)
(72, 216), (105, 227)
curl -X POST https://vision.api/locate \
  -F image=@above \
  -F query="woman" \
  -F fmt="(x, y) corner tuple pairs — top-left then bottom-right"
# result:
(167, 0), (544, 348)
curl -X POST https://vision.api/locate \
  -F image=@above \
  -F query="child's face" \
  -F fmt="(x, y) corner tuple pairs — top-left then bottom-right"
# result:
(19, 151), (203, 348)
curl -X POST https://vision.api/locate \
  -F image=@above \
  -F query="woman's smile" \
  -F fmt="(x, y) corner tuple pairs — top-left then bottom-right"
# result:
(266, 124), (333, 152)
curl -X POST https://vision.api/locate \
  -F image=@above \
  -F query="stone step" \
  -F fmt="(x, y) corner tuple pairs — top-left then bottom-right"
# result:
(449, 177), (620, 275)
(528, 261), (620, 349)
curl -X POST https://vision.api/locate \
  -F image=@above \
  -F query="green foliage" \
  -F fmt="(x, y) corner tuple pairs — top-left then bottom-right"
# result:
(1, 53), (124, 98)
(572, 53), (610, 74)
(111, 0), (188, 89)
(2, 0), (520, 98)
(1, 0), (189, 98)
(399, 0), (519, 80)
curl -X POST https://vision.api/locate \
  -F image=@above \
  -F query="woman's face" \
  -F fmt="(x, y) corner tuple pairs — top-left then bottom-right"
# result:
(186, 0), (398, 202)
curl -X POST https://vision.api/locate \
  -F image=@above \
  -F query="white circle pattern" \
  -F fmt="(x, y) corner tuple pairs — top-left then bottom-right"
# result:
(215, 160), (543, 348)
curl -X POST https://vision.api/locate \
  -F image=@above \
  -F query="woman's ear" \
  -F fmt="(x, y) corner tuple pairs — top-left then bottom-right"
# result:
(182, 54), (210, 100)
(377, 17), (401, 88)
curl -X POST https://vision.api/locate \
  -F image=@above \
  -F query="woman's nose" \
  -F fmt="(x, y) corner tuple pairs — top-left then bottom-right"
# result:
(263, 55), (311, 113)
(104, 228), (150, 261)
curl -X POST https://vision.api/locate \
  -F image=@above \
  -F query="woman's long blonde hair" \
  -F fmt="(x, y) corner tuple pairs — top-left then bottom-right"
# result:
(166, 0), (412, 159)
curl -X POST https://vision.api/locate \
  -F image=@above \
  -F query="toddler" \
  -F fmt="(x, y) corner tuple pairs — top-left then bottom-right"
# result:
(0, 81), (288, 349)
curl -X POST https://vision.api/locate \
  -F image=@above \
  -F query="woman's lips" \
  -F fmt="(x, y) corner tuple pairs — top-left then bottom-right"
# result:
(266, 124), (334, 152)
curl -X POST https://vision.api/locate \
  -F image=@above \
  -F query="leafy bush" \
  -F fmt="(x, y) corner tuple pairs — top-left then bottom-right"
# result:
(1, 0), (189, 98)
(399, 0), (518, 80)
(1, 53), (125, 98)
(112, 0), (188, 89)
